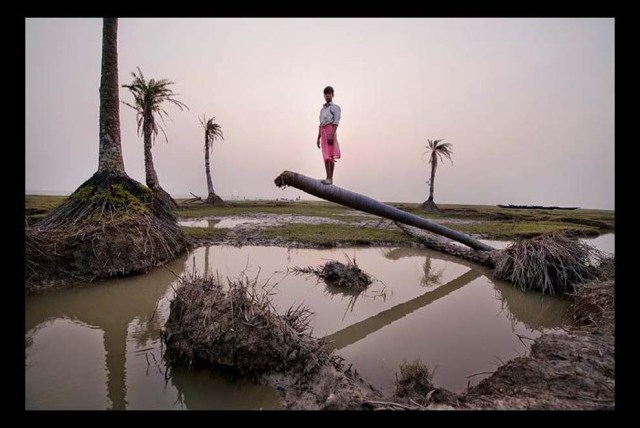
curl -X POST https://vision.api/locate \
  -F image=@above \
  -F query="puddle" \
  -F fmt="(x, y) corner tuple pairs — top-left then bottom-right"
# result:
(28, 234), (605, 408)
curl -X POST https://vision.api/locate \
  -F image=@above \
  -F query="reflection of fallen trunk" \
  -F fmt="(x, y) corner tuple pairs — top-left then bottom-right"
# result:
(382, 245), (494, 274)
(323, 269), (482, 353)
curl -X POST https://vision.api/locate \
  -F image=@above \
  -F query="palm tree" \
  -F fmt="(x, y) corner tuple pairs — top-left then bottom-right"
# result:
(421, 139), (453, 212)
(198, 115), (225, 204)
(26, 18), (187, 289)
(123, 67), (188, 208)
(98, 17), (126, 174)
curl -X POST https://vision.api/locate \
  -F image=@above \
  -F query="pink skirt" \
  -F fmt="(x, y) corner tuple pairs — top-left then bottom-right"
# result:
(320, 124), (341, 162)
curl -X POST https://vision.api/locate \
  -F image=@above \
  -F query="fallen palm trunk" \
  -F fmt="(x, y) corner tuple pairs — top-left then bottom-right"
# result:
(395, 223), (497, 267)
(275, 171), (609, 294)
(274, 171), (494, 252)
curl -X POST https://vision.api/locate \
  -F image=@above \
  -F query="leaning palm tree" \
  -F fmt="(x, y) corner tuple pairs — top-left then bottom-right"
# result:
(25, 18), (187, 292)
(421, 139), (453, 212)
(198, 115), (225, 204)
(275, 171), (610, 295)
(122, 67), (188, 209)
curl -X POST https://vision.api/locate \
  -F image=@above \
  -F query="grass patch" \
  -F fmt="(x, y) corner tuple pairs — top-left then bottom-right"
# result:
(26, 196), (614, 240)
(443, 221), (599, 239)
(262, 223), (412, 245)
(25, 195), (68, 212)
(395, 360), (434, 398)
(174, 200), (358, 220)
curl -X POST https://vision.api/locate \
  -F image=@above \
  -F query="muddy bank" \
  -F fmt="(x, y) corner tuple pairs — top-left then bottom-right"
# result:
(362, 327), (614, 411)
(372, 279), (615, 410)
(457, 330), (614, 409)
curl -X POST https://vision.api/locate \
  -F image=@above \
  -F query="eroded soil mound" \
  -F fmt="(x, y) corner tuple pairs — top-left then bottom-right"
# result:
(459, 331), (614, 410)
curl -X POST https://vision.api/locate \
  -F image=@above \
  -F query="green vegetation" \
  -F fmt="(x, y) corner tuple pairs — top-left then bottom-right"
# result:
(25, 195), (67, 212)
(174, 200), (363, 220)
(70, 184), (149, 213)
(262, 223), (413, 245)
(26, 196), (614, 241)
(444, 221), (599, 239)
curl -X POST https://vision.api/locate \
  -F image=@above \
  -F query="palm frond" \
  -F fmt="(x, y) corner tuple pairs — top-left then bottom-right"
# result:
(200, 114), (225, 151)
(424, 139), (453, 165)
(122, 67), (189, 145)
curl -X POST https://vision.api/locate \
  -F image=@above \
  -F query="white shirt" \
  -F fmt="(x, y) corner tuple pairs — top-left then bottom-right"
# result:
(319, 102), (341, 126)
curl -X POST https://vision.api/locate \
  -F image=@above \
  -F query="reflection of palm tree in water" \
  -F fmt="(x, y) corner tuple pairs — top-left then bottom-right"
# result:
(382, 247), (444, 288)
(382, 246), (570, 331)
(420, 256), (444, 288)
(25, 252), (188, 410)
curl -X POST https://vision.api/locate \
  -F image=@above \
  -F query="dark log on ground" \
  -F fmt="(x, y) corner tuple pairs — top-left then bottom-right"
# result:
(274, 171), (494, 252)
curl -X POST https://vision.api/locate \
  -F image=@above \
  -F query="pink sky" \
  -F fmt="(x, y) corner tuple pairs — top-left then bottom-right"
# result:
(25, 18), (614, 209)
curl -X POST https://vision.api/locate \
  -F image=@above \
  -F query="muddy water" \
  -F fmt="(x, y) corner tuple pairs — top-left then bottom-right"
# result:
(25, 253), (282, 410)
(186, 246), (570, 395)
(26, 235), (611, 409)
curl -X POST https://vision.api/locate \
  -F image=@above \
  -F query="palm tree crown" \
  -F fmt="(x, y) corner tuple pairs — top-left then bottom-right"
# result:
(424, 139), (453, 168)
(199, 115), (225, 148)
(123, 67), (188, 144)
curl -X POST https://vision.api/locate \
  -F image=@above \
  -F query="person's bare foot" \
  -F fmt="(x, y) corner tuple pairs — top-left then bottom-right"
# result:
(321, 179), (333, 185)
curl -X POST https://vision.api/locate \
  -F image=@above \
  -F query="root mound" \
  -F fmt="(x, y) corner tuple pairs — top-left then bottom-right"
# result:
(25, 171), (188, 293)
(162, 272), (330, 379)
(492, 231), (606, 294)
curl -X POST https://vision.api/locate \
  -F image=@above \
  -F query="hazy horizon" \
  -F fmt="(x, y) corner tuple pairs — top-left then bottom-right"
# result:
(26, 18), (614, 209)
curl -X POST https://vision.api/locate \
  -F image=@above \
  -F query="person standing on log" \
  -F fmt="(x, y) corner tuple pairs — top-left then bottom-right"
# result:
(316, 86), (341, 185)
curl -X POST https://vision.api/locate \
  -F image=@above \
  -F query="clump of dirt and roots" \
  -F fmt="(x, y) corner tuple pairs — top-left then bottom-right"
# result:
(25, 172), (188, 293)
(397, 225), (610, 296)
(492, 231), (609, 295)
(569, 278), (615, 334)
(162, 270), (381, 409)
(291, 255), (373, 291)
(395, 360), (434, 398)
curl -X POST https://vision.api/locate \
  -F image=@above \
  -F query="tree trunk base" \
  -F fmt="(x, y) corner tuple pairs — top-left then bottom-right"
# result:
(25, 171), (188, 293)
(420, 199), (440, 213)
(153, 186), (178, 209)
(205, 192), (224, 205)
